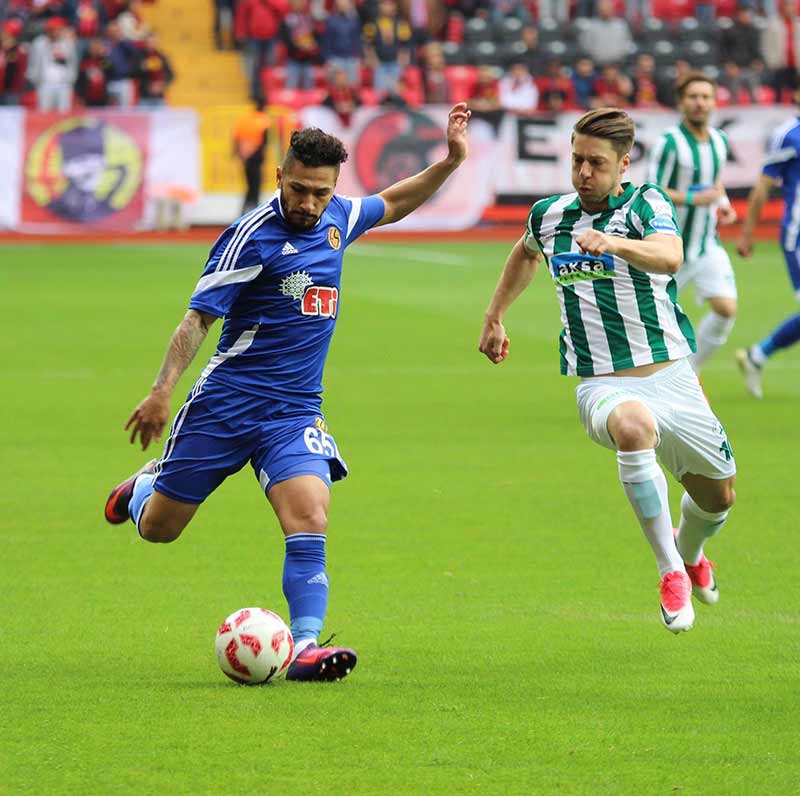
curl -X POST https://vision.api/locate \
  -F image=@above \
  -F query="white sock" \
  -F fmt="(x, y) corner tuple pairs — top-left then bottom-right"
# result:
(617, 449), (684, 577)
(676, 492), (729, 565)
(749, 344), (767, 367)
(691, 310), (735, 371)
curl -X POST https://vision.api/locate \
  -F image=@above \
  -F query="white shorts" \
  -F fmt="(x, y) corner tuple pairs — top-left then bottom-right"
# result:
(676, 242), (737, 303)
(575, 358), (737, 481)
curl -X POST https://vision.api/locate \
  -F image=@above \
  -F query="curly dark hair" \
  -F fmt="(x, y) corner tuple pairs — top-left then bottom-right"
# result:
(284, 128), (349, 169)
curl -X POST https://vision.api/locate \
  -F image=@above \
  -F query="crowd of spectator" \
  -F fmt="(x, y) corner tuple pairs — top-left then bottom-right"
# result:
(0, 0), (174, 109)
(225, 0), (800, 124)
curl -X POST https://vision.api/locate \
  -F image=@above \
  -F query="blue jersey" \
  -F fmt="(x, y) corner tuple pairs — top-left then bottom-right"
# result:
(762, 115), (800, 233)
(188, 191), (385, 405)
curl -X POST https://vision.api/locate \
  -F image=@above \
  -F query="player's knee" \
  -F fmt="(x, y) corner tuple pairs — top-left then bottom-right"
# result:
(609, 410), (657, 451)
(694, 484), (736, 514)
(280, 503), (328, 535)
(138, 514), (185, 544)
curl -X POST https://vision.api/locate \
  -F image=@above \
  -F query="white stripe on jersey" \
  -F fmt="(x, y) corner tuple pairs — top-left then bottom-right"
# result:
(216, 206), (275, 273)
(767, 117), (799, 158)
(346, 197), (362, 240)
(154, 325), (260, 479)
(192, 263), (264, 297)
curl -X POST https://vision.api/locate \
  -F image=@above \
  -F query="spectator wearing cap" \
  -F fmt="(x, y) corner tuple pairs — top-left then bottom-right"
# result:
(498, 61), (538, 114)
(136, 31), (174, 106)
(0, 18), (28, 105)
(27, 16), (78, 111)
(105, 19), (140, 106)
(578, 0), (633, 66)
(280, 0), (319, 89)
(362, 0), (413, 93)
(321, 0), (362, 86)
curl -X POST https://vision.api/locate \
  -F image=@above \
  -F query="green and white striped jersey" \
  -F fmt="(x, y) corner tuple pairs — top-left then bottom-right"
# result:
(525, 182), (696, 377)
(647, 123), (729, 261)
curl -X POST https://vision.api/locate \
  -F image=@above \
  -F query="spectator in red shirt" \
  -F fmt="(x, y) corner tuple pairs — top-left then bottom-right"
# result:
(280, 0), (319, 89)
(236, 0), (284, 100)
(322, 66), (362, 125)
(76, 36), (112, 105)
(591, 62), (634, 108)
(136, 31), (174, 106)
(536, 58), (576, 109)
(469, 64), (501, 111)
(75, 0), (106, 41)
(0, 19), (28, 105)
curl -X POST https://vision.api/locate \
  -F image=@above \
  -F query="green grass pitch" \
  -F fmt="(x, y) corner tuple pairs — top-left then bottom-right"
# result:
(2, 237), (799, 795)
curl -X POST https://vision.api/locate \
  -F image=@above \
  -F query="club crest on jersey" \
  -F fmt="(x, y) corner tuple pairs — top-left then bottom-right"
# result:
(328, 226), (341, 250)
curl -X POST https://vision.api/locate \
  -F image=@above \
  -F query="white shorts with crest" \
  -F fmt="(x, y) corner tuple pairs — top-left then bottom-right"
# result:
(575, 358), (736, 481)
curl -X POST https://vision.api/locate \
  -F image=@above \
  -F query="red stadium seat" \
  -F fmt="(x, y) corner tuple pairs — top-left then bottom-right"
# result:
(262, 66), (287, 92)
(443, 65), (478, 103)
(269, 87), (328, 109)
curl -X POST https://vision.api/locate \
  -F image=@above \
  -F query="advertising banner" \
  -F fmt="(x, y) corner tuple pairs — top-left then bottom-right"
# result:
(0, 108), (199, 232)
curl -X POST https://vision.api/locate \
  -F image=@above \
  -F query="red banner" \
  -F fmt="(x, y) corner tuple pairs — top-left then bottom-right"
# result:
(20, 112), (149, 232)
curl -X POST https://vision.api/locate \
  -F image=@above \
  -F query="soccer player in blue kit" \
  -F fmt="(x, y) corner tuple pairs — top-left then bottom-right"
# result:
(105, 103), (471, 681)
(736, 93), (800, 398)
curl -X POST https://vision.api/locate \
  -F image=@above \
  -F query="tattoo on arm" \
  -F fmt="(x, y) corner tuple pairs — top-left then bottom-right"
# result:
(152, 310), (212, 394)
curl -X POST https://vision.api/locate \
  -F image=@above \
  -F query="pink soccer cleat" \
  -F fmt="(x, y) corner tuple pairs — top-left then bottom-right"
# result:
(685, 555), (719, 605)
(659, 570), (695, 634)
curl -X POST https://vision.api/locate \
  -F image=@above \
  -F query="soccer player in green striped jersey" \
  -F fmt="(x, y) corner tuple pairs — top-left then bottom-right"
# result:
(647, 73), (738, 375)
(479, 108), (737, 634)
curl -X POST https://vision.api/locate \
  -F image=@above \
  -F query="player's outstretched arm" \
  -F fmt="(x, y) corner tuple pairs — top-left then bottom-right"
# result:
(374, 102), (471, 227)
(576, 230), (683, 275)
(737, 174), (775, 257)
(479, 236), (541, 364)
(125, 309), (218, 450)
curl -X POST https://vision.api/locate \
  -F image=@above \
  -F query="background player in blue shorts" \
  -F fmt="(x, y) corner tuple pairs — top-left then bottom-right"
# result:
(104, 103), (471, 681)
(736, 86), (800, 398)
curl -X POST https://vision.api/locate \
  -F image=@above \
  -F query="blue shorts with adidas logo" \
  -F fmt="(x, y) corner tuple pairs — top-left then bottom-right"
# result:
(151, 381), (348, 505)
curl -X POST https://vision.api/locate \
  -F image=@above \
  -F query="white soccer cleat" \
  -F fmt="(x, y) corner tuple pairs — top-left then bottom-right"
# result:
(685, 554), (719, 605)
(659, 570), (695, 634)
(735, 347), (764, 399)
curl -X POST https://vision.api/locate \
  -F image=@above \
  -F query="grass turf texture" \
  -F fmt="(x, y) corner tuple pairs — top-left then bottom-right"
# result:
(2, 239), (799, 795)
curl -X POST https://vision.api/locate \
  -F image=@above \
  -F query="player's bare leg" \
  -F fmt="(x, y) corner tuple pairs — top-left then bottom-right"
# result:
(268, 474), (356, 681)
(137, 491), (199, 543)
(608, 400), (694, 633)
(692, 296), (736, 374)
(676, 473), (736, 604)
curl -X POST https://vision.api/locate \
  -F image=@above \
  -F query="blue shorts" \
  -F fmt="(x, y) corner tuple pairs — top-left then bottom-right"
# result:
(151, 382), (348, 505)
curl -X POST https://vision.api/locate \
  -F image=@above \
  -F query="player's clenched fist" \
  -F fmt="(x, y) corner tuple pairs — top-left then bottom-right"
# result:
(479, 318), (510, 364)
(575, 229), (617, 257)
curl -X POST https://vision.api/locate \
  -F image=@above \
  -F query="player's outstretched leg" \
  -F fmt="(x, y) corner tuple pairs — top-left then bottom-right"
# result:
(676, 476), (735, 605)
(610, 402), (694, 633)
(737, 313), (800, 398)
(269, 475), (357, 681)
(105, 460), (158, 524)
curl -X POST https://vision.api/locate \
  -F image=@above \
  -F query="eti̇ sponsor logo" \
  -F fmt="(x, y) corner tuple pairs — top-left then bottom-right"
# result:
(25, 117), (143, 222)
(279, 270), (339, 319)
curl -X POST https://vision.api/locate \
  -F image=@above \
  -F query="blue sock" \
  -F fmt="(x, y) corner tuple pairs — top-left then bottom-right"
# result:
(282, 533), (328, 645)
(129, 473), (155, 535)
(759, 313), (800, 358)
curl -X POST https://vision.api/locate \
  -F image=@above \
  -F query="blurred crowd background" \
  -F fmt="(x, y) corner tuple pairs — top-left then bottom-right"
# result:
(2, 0), (800, 119)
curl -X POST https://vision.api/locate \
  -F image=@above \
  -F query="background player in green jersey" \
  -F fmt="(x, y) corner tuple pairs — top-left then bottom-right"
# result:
(479, 108), (736, 634)
(648, 73), (738, 376)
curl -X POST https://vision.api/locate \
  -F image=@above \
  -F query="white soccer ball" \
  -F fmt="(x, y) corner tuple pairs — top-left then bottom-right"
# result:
(215, 607), (294, 685)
